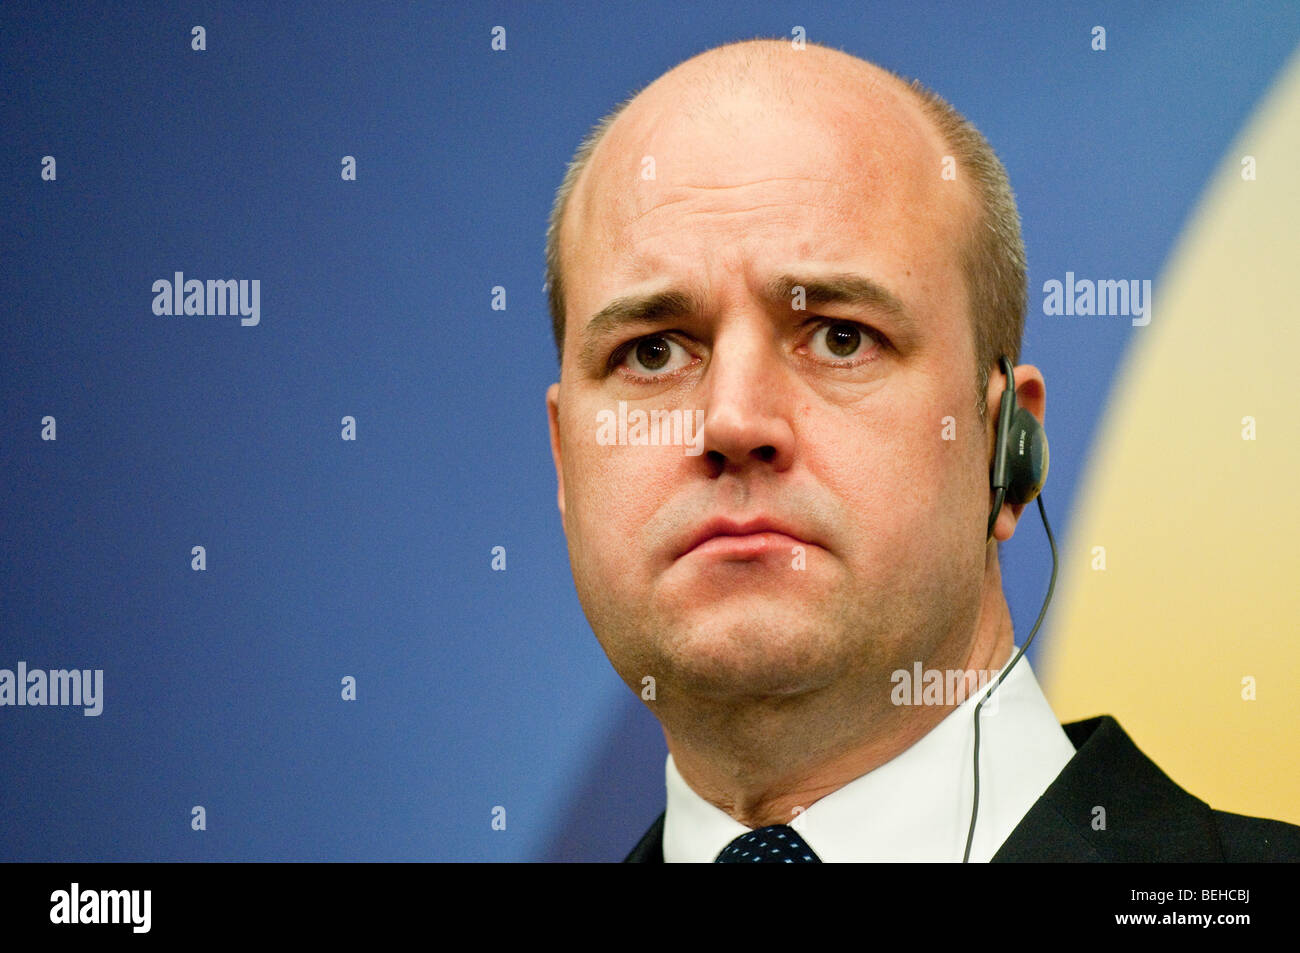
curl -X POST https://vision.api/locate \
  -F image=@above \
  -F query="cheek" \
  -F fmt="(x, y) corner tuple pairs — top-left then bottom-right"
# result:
(813, 403), (982, 549)
(562, 437), (678, 567)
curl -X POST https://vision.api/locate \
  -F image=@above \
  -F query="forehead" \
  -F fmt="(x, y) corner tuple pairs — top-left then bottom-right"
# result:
(560, 55), (975, 344)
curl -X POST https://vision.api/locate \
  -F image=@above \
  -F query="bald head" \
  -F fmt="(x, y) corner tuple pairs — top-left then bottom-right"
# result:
(544, 37), (1026, 414)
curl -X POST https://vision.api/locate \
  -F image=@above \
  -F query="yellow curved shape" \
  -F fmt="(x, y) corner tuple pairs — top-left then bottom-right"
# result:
(1039, 45), (1300, 825)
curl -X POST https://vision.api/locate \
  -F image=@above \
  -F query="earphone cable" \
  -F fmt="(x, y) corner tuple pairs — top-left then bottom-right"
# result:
(962, 492), (1058, 862)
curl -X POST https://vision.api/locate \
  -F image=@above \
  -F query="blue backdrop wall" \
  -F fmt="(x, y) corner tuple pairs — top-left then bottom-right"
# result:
(2, 0), (1297, 861)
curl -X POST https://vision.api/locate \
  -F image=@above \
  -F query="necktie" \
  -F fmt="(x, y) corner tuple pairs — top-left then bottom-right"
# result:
(715, 824), (822, 863)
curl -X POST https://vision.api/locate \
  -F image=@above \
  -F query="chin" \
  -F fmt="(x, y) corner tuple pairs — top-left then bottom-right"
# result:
(652, 605), (849, 699)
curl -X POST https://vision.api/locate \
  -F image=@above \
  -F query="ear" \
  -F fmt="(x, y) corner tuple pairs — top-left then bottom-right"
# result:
(988, 363), (1046, 542)
(546, 382), (566, 531)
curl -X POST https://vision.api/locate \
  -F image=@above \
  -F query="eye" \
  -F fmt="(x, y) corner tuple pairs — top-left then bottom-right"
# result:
(806, 320), (883, 364)
(613, 334), (694, 379)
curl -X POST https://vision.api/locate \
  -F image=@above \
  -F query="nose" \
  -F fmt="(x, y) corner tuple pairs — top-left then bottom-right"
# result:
(695, 325), (797, 476)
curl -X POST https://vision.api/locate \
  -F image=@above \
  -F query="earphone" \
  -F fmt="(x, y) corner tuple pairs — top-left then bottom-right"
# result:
(985, 355), (1050, 541)
(962, 355), (1058, 862)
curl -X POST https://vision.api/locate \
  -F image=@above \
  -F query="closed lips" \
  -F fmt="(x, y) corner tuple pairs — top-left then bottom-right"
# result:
(677, 518), (813, 559)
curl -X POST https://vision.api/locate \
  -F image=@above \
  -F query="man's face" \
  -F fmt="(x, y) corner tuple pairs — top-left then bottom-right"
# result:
(547, 64), (993, 710)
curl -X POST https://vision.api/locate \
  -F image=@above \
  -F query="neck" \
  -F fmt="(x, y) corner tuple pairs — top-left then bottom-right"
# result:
(661, 560), (1015, 829)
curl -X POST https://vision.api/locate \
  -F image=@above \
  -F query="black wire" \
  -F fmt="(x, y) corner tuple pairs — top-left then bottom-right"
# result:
(986, 487), (1007, 541)
(962, 492), (1058, 863)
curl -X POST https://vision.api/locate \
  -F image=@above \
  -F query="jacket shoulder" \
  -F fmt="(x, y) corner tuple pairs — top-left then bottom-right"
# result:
(995, 715), (1300, 862)
(1212, 809), (1300, 861)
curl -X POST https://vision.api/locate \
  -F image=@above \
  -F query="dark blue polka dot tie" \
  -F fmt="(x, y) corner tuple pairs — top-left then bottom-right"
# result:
(714, 824), (822, 863)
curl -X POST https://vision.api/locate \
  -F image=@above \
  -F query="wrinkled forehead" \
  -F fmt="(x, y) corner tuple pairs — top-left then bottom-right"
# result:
(561, 56), (967, 283)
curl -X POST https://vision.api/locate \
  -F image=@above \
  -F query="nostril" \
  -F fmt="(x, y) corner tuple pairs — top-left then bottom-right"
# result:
(755, 446), (776, 463)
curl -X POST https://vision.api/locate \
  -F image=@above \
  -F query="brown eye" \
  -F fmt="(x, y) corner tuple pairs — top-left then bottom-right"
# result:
(635, 337), (672, 370)
(611, 332), (696, 380)
(806, 320), (884, 366)
(823, 322), (861, 357)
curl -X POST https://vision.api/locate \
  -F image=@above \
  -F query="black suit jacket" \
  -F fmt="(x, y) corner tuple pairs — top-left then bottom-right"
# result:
(623, 715), (1300, 862)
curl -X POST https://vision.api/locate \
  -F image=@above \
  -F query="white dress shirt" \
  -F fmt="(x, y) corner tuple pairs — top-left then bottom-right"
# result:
(662, 648), (1077, 862)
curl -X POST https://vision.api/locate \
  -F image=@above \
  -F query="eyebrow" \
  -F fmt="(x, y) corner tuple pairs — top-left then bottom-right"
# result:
(578, 288), (704, 368)
(764, 273), (911, 323)
(578, 272), (917, 369)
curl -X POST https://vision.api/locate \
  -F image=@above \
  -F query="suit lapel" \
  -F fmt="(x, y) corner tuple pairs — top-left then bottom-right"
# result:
(623, 811), (665, 863)
(991, 716), (1223, 861)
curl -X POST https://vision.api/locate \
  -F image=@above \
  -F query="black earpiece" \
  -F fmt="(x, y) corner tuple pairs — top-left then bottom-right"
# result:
(986, 356), (1049, 541)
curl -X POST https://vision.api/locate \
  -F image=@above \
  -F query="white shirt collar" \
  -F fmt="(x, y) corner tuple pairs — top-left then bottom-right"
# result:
(662, 648), (1077, 862)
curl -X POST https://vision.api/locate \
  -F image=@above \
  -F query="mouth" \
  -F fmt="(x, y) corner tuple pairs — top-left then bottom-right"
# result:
(677, 517), (816, 561)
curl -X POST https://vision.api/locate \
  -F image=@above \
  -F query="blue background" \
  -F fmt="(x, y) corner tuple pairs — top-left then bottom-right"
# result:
(2, 0), (1297, 861)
